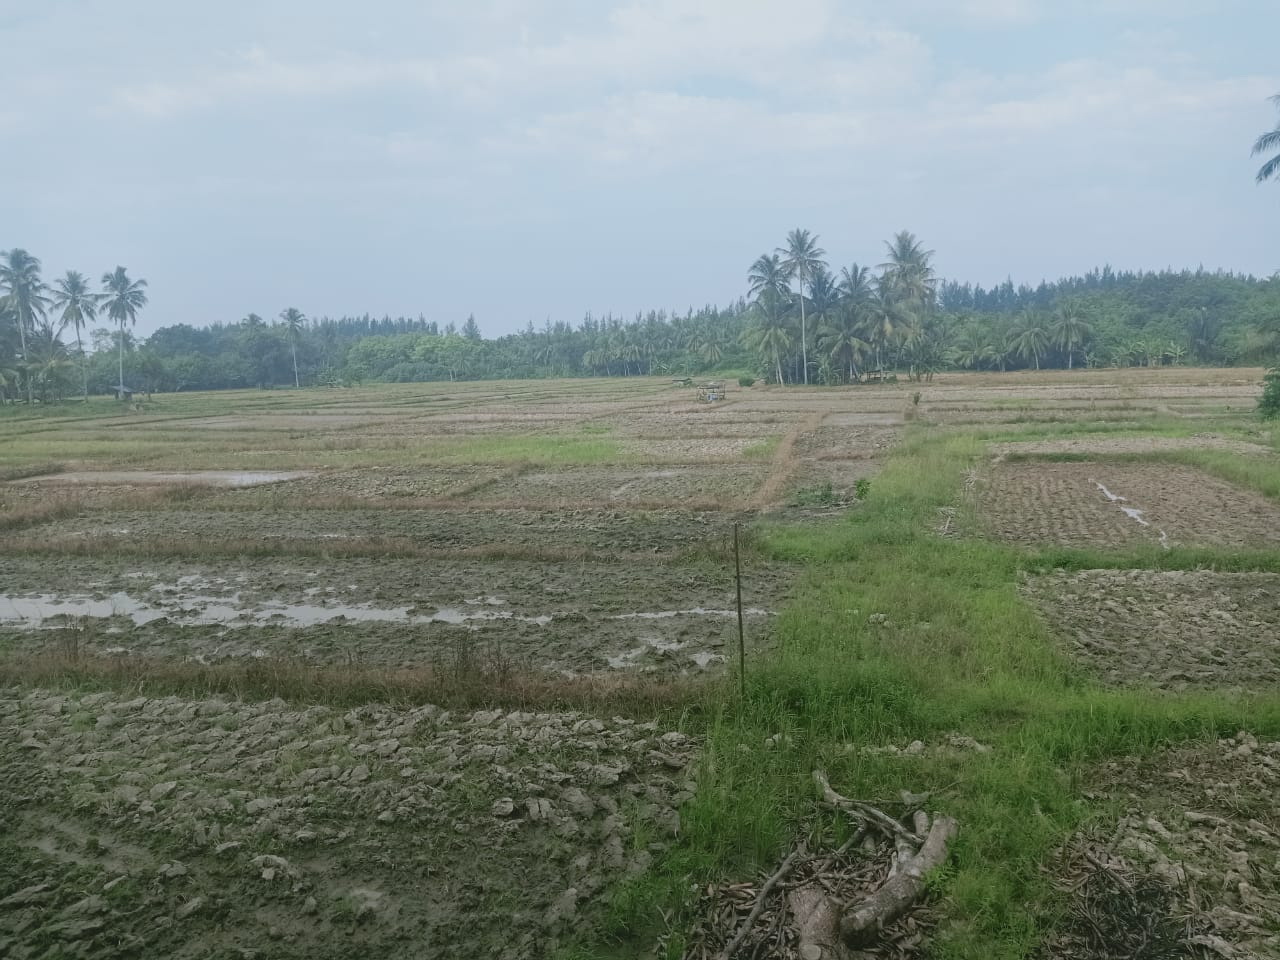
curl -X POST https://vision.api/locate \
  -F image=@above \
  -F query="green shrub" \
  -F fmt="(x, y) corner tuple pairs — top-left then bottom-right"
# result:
(1260, 368), (1280, 420)
(738, 376), (755, 388)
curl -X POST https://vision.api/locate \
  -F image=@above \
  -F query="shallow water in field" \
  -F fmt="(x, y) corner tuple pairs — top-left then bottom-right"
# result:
(0, 592), (553, 629)
(11, 470), (309, 487)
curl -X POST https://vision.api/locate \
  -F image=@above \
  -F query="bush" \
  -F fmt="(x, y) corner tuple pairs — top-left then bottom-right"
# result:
(1260, 368), (1280, 420)
(738, 376), (755, 388)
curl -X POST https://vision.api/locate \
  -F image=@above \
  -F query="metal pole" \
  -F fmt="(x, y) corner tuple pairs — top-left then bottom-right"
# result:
(734, 522), (746, 698)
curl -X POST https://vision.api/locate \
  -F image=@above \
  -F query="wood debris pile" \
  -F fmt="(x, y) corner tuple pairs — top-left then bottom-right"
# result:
(676, 771), (957, 960)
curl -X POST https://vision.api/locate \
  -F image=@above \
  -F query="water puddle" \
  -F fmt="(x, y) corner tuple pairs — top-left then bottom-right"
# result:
(1092, 480), (1127, 503)
(0, 592), (553, 630)
(610, 607), (770, 620)
(1119, 506), (1150, 526)
(11, 470), (311, 488)
(605, 636), (726, 670)
(1091, 478), (1169, 549)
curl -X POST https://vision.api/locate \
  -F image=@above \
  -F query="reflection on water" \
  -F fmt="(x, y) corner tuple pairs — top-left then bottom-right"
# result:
(0, 592), (551, 629)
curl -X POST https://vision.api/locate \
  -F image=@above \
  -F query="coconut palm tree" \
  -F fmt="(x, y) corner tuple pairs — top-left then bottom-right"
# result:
(1253, 94), (1280, 183)
(744, 304), (794, 386)
(51, 271), (101, 401)
(838, 263), (873, 307)
(747, 254), (794, 383)
(695, 326), (728, 367)
(948, 325), (982, 371)
(279, 307), (306, 388)
(878, 231), (937, 315)
(805, 266), (841, 333)
(864, 280), (899, 375)
(1049, 302), (1093, 370)
(777, 229), (827, 385)
(25, 322), (74, 402)
(818, 308), (871, 383)
(1007, 314), (1050, 370)
(101, 266), (148, 398)
(0, 248), (51, 403)
(747, 253), (790, 303)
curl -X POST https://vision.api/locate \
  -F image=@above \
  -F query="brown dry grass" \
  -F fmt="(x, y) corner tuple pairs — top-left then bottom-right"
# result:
(0, 495), (82, 532)
(0, 532), (681, 563)
(0, 461), (66, 482)
(0, 650), (707, 716)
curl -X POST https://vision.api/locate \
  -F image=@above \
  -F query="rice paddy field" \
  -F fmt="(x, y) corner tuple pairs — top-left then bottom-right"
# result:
(1, 368), (1278, 959)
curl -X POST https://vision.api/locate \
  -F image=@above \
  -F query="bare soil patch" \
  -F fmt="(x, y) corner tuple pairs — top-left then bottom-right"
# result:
(178, 414), (388, 431)
(1044, 733), (1280, 959)
(205, 467), (486, 504)
(16, 506), (747, 556)
(1023, 570), (1280, 691)
(473, 465), (768, 508)
(793, 426), (899, 460)
(618, 436), (777, 460)
(990, 434), (1274, 459)
(0, 687), (697, 959)
(977, 461), (1280, 549)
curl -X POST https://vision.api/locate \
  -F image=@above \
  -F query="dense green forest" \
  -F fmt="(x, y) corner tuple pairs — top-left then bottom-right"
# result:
(2, 233), (1278, 401)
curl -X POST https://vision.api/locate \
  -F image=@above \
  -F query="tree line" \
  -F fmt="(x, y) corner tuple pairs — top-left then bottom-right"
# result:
(2, 238), (1278, 400)
(3, 95), (1277, 401)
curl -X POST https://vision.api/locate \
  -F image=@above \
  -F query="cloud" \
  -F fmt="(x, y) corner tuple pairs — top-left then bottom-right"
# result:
(113, 47), (452, 117)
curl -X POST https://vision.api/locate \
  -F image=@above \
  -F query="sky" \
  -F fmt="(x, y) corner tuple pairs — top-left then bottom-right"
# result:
(2, 0), (1277, 338)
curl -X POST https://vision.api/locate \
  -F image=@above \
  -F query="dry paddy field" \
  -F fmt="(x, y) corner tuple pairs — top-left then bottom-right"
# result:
(1, 368), (1278, 959)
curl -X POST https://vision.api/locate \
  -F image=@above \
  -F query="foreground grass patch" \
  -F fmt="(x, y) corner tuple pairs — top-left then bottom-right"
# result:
(588, 426), (1280, 959)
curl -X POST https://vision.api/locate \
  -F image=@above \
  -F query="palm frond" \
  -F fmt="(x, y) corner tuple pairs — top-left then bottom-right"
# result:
(1258, 152), (1280, 184)
(1253, 128), (1280, 156)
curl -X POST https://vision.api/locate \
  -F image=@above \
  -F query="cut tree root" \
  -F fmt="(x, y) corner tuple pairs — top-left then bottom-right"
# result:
(681, 771), (958, 960)
(836, 815), (958, 947)
(788, 773), (958, 959)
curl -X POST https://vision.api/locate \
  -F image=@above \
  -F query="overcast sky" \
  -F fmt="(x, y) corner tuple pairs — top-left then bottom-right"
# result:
(2, 0), (1276, 337)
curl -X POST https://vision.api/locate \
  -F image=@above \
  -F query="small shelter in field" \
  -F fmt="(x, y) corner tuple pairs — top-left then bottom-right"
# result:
(696, 380), (725, 403)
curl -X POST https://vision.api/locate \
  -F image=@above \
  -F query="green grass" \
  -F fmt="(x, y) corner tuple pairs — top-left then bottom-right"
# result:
(577, 425), (1280, 959)
(741, 436), (782, 460)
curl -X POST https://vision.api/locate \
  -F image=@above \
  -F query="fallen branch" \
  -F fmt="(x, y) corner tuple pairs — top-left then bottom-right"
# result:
(717, 848), (801, 960)
(813, 770), (923, 846)
(789, 772), (958, 958)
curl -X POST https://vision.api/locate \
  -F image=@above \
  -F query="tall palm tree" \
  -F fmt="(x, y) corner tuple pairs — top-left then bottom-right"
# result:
(101, 266), (148, 398)
(0, 248), (51, 403)
(1254, 94), (1280, 183)
(805, 266), (841, 332)
(777, 229), (827, 385)
(838, 263), (873, 306)
(51, 271), (101, 401)
(747, 254), (793, 383)
(747, 253), (790, 303)
(1049, 302), (1093, 370)
(878, 231), (937, 315)
(279, 307), (306, 388)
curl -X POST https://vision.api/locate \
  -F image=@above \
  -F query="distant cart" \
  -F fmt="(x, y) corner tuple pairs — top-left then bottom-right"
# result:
(696, 381), (725, 403)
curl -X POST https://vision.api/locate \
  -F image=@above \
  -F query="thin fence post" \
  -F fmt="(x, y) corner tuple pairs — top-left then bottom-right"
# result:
(734, 522), (746, 698)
